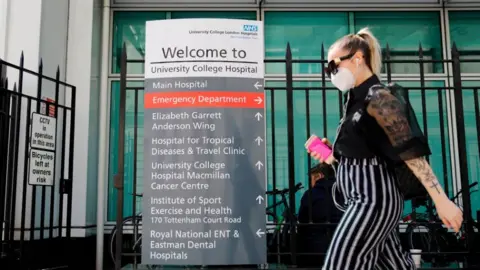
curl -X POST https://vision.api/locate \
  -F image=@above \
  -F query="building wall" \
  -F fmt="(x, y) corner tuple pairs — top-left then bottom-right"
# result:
(1, 1), (479, 268)
(0, 0), (66, 240)
(0, 0), (102, 238)
(36, 0), (70, 239)
(65, 0), (103, 237)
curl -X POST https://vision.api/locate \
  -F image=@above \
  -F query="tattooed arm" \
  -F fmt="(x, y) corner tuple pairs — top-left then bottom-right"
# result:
(366, 89), (448, 201)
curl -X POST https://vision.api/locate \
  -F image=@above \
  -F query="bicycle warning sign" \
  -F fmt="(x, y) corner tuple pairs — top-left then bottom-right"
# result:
(28, 112), (57, 186)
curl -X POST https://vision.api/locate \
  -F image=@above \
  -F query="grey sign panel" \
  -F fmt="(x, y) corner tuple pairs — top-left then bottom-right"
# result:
(142, 19), (266, 266)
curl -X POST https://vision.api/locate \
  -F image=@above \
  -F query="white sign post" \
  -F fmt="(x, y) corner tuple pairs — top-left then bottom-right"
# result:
(28, 113), (57, 186)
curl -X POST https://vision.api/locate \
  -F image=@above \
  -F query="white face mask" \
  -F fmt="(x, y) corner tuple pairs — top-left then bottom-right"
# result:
(331, 67), (355, 93)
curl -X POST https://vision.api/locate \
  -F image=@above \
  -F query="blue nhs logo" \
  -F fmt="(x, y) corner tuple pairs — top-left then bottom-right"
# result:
(243, 25), (258, 32)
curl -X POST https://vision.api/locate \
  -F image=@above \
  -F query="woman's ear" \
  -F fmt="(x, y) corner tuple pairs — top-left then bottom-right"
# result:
(353, 51), (365, 64)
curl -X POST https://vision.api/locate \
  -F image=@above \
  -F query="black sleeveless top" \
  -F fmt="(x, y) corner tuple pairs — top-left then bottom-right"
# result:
(332, 75), (431, 163)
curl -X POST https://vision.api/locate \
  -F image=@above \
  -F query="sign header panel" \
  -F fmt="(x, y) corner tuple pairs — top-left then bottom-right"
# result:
(144, 19), (264, 79)
(142, 19), (266, 266)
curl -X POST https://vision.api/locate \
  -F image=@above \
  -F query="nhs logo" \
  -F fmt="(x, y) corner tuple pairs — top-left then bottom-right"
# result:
(243, 25), (258, 32)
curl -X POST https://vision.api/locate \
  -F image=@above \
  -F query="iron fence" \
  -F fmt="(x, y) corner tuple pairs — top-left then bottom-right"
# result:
(0, 54), (76, 269)
(111, 42), (480, 269)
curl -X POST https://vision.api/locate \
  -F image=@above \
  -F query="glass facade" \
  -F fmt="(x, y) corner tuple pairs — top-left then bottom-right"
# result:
(353, 12), (443, 73)
(264, 12), (349, 74)
(107, 10), (480, 222)
(112, 12), (167, 74)
(449, 11), (480, 73)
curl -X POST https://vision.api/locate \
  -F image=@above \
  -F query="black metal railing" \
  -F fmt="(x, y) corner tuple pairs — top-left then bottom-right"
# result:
(112, 42), (480, 269)
(0, 54), (76, 270)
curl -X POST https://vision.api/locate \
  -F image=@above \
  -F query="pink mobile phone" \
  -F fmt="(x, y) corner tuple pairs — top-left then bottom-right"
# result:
(305, 135), (332, 160)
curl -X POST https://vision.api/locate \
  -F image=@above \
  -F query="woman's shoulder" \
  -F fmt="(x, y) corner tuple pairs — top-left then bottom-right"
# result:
(365, 82), (407, 118)
(366, 82), (395, 102)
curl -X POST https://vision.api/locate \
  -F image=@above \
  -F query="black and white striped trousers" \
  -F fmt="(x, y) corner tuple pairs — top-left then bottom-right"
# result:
(323, 157), (416, 270)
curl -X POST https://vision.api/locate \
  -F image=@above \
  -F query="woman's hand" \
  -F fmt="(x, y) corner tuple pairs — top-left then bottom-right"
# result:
(435, 197), (463, 232)
(306, 138), (335, 164)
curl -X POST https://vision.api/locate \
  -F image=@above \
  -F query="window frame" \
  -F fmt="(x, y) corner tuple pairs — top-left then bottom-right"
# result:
(444, 9), (480, 205)
(109, 8), (449, 79)
(445, 9), (480, 77)
(108, 9), (259, 78)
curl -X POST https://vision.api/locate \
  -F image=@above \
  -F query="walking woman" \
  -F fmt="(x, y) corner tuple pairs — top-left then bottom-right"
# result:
(307, 28), (463, 270)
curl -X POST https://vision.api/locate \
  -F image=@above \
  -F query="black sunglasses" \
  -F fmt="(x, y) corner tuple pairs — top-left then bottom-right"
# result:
(324, 52), (355, 78)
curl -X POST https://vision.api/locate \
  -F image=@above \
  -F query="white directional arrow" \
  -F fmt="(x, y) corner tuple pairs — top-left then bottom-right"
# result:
(254, 97), (263, 105)
(254, 136), (263, 146)
(256, 195), (264, 204)
(255, 161), (264, 170)
(255, 112), (263, 121)
(254, 81), (263, 90)
(256, 229), (265, 238)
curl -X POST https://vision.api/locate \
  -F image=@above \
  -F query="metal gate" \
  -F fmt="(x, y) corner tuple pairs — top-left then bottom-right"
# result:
(112, 43), (480, 269)
(0, 54), (76, 270)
